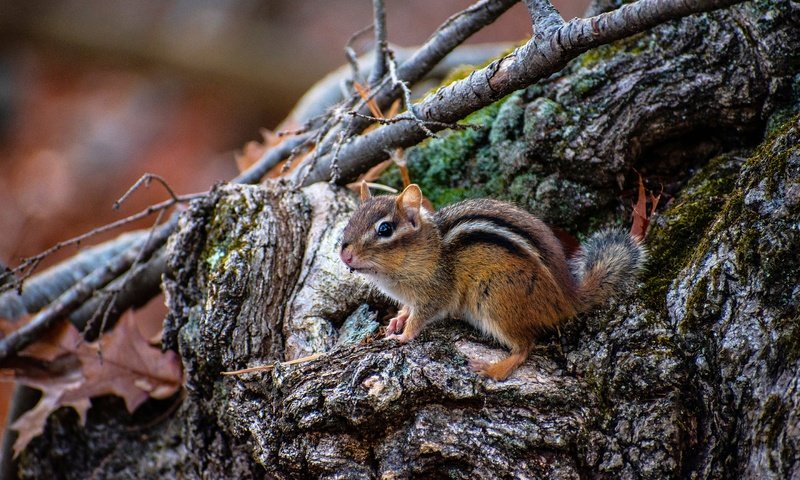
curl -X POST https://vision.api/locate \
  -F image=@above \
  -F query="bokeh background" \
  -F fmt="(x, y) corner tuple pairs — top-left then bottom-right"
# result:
(0, 0), (588, 432)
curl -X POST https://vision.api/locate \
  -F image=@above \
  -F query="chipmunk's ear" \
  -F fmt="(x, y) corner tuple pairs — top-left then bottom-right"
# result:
(359, 180), (372, 202)
(396, 184), (423, 228)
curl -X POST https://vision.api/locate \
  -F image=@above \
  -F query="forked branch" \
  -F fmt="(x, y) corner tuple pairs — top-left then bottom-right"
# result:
(293, 0), (744, 186)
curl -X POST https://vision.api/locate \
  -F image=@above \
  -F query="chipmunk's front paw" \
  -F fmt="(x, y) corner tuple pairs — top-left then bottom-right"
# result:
(385, 308), (410, 336)
(386, 316), (406, 336)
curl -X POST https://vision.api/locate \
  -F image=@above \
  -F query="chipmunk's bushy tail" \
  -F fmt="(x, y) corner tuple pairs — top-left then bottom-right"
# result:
(571, 228), (646, 312)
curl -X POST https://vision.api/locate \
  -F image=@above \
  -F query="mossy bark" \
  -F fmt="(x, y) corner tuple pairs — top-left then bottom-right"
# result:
(14, 1), (800, 479)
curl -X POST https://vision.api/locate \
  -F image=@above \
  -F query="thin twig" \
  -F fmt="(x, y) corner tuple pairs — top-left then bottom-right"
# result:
(345, 24), (374, 86)
(346, 111), (480, 131)
(298, 116), (339, 186)
(113, 173), (179, 210)
(80, 208), (168, 360)
(0, 232), (147, 320)
(385, 48), (437, 138)
(0, 193), (203, 293)
(221, 353), (323, 376)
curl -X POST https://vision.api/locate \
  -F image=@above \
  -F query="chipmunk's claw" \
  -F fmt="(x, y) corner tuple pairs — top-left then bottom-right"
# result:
(385, 333), (412, 343)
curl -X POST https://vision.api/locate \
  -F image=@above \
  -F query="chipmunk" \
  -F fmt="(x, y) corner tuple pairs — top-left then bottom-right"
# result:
(340, 183), (645, 381)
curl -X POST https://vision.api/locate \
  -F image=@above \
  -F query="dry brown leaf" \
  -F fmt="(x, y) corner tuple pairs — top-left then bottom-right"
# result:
(630, 174), (661, 242)
(3, 311), (182, 456)
(234, 128), (282, 173)
(67, 311), (182, 411)
(7, 368), (90, 456)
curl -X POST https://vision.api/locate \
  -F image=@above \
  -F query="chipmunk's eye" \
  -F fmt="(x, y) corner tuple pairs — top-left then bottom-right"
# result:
(376, 221), (394, 237)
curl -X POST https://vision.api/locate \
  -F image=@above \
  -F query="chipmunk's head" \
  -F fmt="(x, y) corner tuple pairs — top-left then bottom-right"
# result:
(340, 182), (437, 280)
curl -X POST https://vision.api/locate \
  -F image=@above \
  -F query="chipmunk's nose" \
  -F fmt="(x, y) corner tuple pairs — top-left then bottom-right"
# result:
(340, 245), (353, 266)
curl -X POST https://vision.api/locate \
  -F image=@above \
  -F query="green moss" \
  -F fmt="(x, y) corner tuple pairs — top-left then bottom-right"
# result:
(734, 227), (759, 275)
(200, 193), (259, 279)
(394, 95), (514, 207)
(640, 154), (744, 315)
(776, 308), (800, 367)
(522, 98), (566, 139)
(644, 113), (800, 317)
(678, 276), (710, 333)
(571, 72), (605, 97)
(578, 32), (650, 68)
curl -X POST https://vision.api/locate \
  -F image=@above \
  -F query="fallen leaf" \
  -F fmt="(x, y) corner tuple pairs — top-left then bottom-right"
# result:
(234, 128), (282, 174)
(2, 311), (182, 456)
(7, 368), (90, 456)
(66, 311), (183, 411)
(630, 174), (661, 242)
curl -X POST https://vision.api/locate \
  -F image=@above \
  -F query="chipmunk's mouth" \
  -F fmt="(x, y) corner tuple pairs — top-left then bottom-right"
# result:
(348, 266), (376, 274)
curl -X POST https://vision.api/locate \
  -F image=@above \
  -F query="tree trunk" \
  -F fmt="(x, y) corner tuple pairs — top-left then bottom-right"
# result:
(15, 1), (800, 478)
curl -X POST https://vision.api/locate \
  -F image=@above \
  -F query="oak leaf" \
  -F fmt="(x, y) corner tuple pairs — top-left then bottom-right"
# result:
(630, 174), (661, 242)
(3, 311), (182, 456)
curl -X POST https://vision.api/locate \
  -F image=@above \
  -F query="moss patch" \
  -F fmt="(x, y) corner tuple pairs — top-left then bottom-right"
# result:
(640, 153), (745, 315)
(578, 32), (651, 69)
(645, 114), (800, 317)
(200, 192), (260, 280)
(382, 94), (517, 207)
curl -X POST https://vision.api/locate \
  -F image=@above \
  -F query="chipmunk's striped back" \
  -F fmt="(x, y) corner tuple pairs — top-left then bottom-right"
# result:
(435, 198), (577, 296)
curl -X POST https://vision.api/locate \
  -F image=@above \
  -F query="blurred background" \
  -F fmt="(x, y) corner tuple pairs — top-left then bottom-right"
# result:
(0, 0), (589, 430)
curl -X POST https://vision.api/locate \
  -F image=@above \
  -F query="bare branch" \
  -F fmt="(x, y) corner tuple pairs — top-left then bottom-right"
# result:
(344, 24), (376, 87)
(524, 0), (565, 40)
(0, 193), (202, 293)
(345, 0), (519, 138)
(369, 0), (388, 85)
(314, 0), (518, 158)
(0, 231), (148, 321)
(346, 111), (478, 131)
(79, 208), (168, 349)
(0, 215), (177, 363)
(69, 250), (166, 337)
(294, 0), (745, 186)
(283, 43), (512, 127)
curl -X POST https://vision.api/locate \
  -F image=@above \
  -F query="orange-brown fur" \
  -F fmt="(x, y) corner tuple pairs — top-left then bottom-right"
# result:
(340, 183), (644, 381)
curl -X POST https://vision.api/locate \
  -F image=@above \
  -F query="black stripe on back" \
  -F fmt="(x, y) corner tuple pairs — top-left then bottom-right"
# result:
(441, 214), (546, 255)
(446, 230), (529, 258)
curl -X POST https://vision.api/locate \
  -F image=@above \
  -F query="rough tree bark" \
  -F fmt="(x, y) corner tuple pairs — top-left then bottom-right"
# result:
(14, 1), (800, 479)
